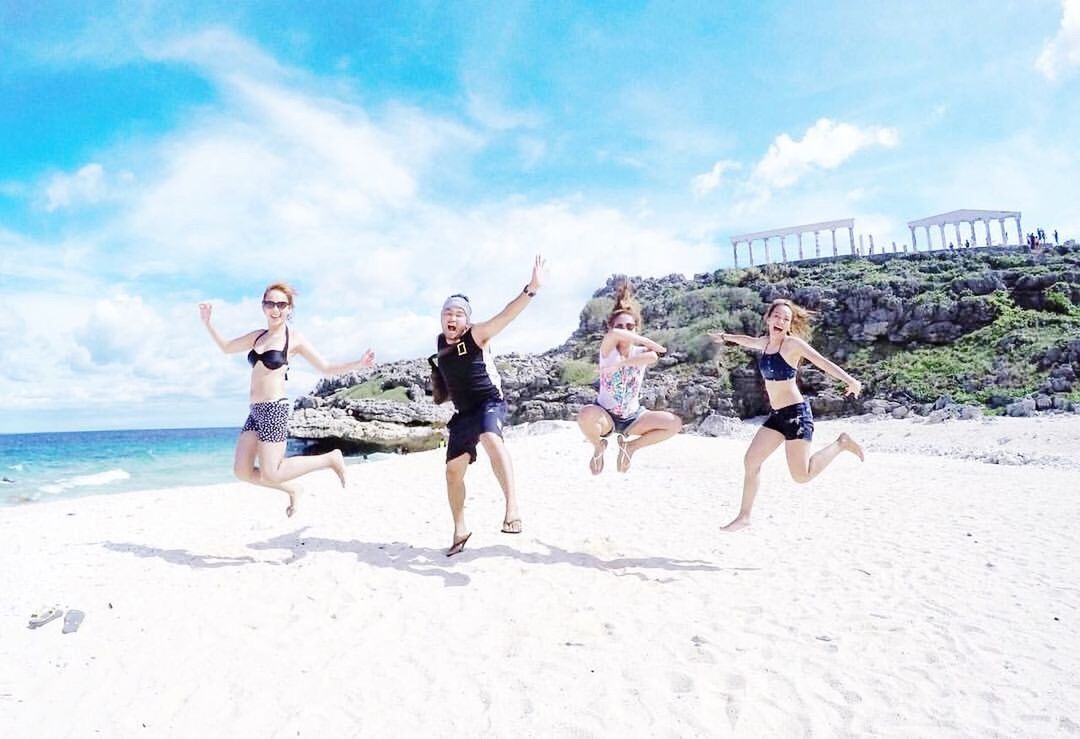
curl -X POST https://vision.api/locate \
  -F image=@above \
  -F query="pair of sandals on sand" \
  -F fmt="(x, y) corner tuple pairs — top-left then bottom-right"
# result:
(27, 606), (84, 633)
(589, 434), (633, 476)
(446, 518), (521, 558)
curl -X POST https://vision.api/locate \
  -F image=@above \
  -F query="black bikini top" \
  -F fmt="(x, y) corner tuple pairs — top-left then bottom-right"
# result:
(759, 340), (797, 381)
(248, 326), (289, 374)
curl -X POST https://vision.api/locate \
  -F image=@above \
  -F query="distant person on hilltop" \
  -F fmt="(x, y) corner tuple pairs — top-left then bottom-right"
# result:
(199, 283), (375, 517)
(429, 256), (544, 556)
(709, 299), (864, 531)
(576, 278), (682, 476)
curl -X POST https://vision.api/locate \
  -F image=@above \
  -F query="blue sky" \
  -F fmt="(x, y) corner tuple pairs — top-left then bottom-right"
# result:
(2, 0), (1078, 433)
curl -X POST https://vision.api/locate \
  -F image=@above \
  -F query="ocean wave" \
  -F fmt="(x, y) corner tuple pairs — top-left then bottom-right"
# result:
(39, 468), (131, 494)
(8, 463), (24, 471)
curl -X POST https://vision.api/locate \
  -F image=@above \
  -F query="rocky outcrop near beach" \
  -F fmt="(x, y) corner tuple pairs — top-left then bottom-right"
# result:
(290, 244), (1080, 449)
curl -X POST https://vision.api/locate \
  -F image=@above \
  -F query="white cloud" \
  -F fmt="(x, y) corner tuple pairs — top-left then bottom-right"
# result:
(2, 29), (722, 429)
(74, 293), (165, 365)
(45, 163), (108, 211)
(690, 160), (741, 198)
(753, 118), (898, 190)
(1036, 0), (1080, 81)
(465, 89), (542, 131)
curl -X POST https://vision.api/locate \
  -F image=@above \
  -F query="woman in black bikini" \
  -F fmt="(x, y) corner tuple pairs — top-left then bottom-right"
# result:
(709, 298), (864, 531)
(199, 283), (375, 516)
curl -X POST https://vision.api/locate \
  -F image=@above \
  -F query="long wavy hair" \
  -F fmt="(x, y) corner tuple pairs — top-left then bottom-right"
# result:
(763, 298), (814, 339)
(607, 278), (642, 330)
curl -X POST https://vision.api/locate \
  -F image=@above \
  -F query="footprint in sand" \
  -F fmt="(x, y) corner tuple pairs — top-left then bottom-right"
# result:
(668, 672), (694, 694)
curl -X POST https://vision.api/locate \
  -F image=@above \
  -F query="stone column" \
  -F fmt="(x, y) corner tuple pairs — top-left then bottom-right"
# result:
(938, 224), (946, 248)
(909, 226), (917, 251)
(954, 222), (963, 248)
(848, 228), (855, 253)
(779, 235), (788, 262)
(814, 231), (821, 257)
(999, 220), (1008, 245)
(983, 220), (992, 246)
(832, 229), (839, 256)
(1016, 215), (1023, 245)
(732, 241), (739, 268)
(796, 232), (804, 260)
(764, 237), (771, 265)
(869, 234), (875, 254)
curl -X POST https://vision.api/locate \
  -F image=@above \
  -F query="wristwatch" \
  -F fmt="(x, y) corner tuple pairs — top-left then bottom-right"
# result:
(523, 285), (536, 297)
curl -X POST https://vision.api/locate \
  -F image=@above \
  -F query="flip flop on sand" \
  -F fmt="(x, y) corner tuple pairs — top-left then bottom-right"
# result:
(589, 438), (608, 475)
(446, 532), (472, 557)
(501, 519), (523, 534)
(62, 609), (85, 634)
(616, 434), (634, 473)
(28, 606), (62, 630)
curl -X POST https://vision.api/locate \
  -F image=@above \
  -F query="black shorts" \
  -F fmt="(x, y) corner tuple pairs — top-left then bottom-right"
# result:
(595, 404), (644, 437)
(447, 400), (507, 464)
(762, 401), (814, 441)
(241, 399), (290, 443)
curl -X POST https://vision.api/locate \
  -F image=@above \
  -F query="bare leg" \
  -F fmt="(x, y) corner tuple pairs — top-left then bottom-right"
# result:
(445, 453), (470, 555)
(784, 433), (865, 484)
(721, 426), (785, 531)
(233, 432), (301, 516)
(479, 432), (521, 532)
(619, 410), (683, 472)
(577, 405), (613, 475)
(259, 442), (347, 488)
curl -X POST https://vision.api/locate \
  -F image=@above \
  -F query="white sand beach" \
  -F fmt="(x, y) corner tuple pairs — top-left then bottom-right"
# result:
(2, 415), (1079, 737)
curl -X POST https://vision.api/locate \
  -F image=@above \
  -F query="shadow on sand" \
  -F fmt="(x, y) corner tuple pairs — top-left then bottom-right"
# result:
(101, 528), (736, 588)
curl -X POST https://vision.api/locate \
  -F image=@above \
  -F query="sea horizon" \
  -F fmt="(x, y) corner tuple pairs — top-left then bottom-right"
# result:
(0, 426), (385, 508)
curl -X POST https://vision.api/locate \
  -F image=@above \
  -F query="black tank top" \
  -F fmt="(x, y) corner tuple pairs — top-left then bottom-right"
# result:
(434, 328), (503, 413)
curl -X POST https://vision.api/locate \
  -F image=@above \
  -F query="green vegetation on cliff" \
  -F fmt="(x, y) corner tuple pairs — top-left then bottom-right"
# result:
(567, 244), (1080, 414)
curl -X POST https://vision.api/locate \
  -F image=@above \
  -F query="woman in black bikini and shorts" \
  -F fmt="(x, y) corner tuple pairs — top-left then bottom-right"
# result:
(710, 298), (864, 531)
(199, 283), (375, 516)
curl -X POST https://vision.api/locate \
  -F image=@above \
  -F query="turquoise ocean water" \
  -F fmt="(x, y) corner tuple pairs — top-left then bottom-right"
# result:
(0, 428), (360, 507)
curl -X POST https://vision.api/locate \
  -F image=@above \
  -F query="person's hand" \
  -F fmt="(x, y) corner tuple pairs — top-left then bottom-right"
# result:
(845, 379), (863, 398)
(527, 254), (546, 293)
(649, 340), (667, 354)
(198, 302), (212, 325)
(708, 330), (728, 344)
(357, 349), (376, 368)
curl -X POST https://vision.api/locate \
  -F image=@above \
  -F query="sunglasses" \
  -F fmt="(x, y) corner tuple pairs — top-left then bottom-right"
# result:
(449, 293), (470, 303)
(262, 300), (290, 311)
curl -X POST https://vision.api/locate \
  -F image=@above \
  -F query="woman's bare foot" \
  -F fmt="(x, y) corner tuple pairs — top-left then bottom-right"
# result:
(720, 515), (751, 532)
(285, 489), (300, 517)
(838, 433), (865, 462)
(589, 438), (607, 475)
(330, 449), (347, 487)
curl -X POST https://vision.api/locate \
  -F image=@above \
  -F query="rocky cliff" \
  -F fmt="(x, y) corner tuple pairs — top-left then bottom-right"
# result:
(289, 244), (1080, 451)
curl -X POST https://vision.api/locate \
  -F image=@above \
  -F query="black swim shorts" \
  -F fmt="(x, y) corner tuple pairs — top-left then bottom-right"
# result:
(446, 399), (507, 463)
(761, 401), (814, 441)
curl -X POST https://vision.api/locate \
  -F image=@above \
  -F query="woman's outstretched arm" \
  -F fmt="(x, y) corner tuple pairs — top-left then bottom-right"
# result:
(600, 328), (666, 355)
(709, 331), (766, 351)
(788, 336), (863, 397)
(292, 333), (376, 376)
(199, 303), (260, 354)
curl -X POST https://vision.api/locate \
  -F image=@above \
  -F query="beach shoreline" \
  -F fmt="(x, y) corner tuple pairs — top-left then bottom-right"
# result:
(2, 414), (1078, 736)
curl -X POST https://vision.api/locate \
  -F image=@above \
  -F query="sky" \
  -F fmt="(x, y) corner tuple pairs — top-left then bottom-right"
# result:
(1, 0), (1078, 433)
